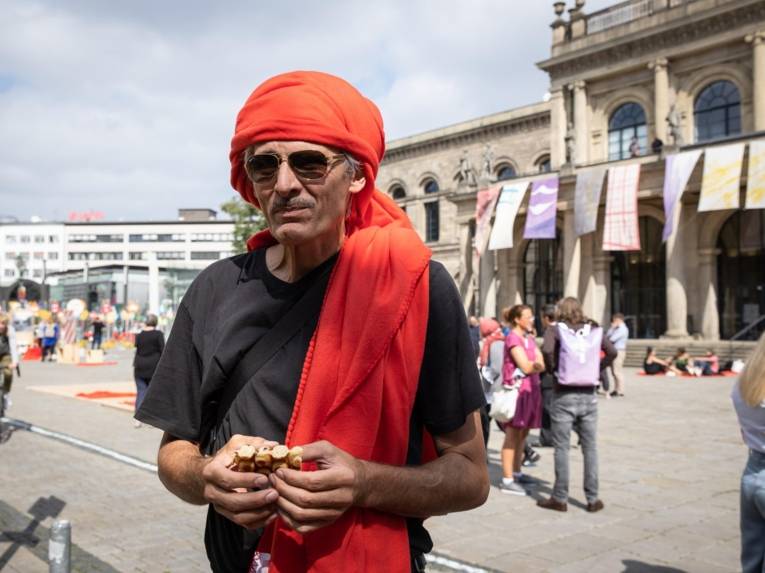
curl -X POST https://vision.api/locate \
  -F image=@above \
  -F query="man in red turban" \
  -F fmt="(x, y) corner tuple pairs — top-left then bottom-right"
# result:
(137, 71), (488, 573)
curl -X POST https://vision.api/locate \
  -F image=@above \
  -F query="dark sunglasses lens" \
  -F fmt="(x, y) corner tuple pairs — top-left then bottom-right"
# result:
(289, 151), (331, 179)
(247, 155), (279, 181)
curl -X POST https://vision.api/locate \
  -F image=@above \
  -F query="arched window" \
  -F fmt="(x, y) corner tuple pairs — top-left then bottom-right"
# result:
(390, 185), (406, 200)
(536, 155), (551, 173)
(424, 201), (439, 242)
(423, 179), (439, 194)
(523, 236), (563, 333)
(608, 102), (647, 161)
(694, 80), (741, 143)
(496, 164), (516, 181)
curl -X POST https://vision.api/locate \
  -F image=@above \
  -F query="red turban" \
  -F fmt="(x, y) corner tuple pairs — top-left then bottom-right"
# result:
(229, 70), (407, 244)
(229, 72), (433, 573)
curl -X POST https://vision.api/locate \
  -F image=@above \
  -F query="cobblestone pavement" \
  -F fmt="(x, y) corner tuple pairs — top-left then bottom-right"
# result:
(0, 349), (743, 572)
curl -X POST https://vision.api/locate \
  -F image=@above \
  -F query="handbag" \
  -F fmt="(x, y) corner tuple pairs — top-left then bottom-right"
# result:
(489, 383), (518, 423)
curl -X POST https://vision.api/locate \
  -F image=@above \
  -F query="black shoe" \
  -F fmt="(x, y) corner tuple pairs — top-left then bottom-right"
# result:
(523, 449), (541, 467)
(609, 391), (618, 397)
(587, 499), (605, 513)
(537, 497), (568, 512)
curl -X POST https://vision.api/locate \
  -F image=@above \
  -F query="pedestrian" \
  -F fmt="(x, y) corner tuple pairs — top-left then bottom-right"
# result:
(538, 297), (616, 513)
(40, 317), (58, 362)
(468, 316), (481, 360)
(732, 332), (765, 573)
(91, 315), (105, 350)
(539, 304), (557, 447)
(479, 318), (505, 447)
(135, 71), (489, 573)
(499, 304), (545, 495)
(132, 314), (164, 429)
(607, 313), (628, 396)
(0, 315), (19, 411)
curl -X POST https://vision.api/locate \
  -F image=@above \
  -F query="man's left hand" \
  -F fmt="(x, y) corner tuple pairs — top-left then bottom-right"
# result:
(269, 440), (366, 534)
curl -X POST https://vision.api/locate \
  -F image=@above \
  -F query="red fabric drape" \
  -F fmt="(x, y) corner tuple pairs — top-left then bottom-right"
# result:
(229, 71), (432, 572)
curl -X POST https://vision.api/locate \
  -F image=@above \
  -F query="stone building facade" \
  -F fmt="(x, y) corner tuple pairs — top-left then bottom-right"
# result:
(378, 0), (765, 341)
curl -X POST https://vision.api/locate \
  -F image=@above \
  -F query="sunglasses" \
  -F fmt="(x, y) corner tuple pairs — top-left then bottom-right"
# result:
(245, 150), (349, 184)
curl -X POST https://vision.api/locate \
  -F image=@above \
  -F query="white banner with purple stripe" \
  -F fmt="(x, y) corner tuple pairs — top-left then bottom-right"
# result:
(523, 177), (559, 240)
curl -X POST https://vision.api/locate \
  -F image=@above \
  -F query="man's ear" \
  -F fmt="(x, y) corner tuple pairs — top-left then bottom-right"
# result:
(348, 175), (366, 194)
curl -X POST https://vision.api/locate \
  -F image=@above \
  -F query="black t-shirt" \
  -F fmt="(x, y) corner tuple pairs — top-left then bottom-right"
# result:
(136, 248), (484, 573)
(133, 330), (165, 381)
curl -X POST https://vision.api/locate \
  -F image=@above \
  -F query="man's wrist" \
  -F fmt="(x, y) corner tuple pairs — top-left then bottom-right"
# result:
(352, 458), (371, 508)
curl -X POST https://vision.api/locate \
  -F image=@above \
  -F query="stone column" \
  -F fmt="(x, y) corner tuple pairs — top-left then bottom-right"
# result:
(563, 209), (581, 298)
(665, 203), (688, 337)
(591, 255), (611, 327)
(502, 259), (524, 309)
(698, 248), (721, 340)
(550, 88), (567, 170)
(570, 80), (588, 165)
(648, 57), (669, 143)
(746, 31), (765, 131)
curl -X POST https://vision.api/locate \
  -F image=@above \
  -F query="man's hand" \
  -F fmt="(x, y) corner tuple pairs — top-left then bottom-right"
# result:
(269, 440), (365, 534)
(201, 434), (280, 531)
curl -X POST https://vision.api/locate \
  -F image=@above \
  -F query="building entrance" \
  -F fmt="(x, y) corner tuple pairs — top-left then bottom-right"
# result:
(523, 236), (563, 332)
(610, 217), (666, 338)
(718, 211), (765, 340)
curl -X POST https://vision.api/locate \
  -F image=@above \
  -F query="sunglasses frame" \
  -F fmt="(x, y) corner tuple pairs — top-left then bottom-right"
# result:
(245, 150), (349, 184)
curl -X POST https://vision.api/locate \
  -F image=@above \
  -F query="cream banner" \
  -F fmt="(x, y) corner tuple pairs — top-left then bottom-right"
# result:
(603, 164), (641, 251)
(746, 140), (765, 209)
(488, 181), (530, 250)
(574, 165), (607, 237)
(698, 143), (745, 212)
(662, 149), (702, 241)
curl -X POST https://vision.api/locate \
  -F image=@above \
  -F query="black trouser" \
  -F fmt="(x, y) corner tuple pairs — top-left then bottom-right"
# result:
(540, 383), (554, 446)
(412, 553), (427, 572)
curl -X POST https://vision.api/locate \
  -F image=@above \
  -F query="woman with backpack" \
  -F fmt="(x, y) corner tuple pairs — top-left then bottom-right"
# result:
(731, 332), (765, 573)
(498, 304), (545, 496)
(538, 297), (616, 513)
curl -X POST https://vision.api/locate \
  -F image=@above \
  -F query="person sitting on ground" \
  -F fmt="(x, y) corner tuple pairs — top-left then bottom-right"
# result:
(643, 347), (673, 375)
(672, 347), (700, 376)
(693, 349), (720, 376)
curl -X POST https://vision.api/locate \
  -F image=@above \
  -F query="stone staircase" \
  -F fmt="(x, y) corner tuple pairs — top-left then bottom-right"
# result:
(623, 339), (757, 369)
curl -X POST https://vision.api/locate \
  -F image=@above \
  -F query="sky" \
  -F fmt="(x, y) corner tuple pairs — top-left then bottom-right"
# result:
(0, 0), (615, 222)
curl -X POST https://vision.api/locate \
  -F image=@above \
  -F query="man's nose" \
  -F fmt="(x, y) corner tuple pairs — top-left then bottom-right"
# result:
(273, 160), (301, 196)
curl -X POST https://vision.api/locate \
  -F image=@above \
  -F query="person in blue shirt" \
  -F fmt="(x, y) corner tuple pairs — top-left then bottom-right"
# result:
(606, 313), (629, 397)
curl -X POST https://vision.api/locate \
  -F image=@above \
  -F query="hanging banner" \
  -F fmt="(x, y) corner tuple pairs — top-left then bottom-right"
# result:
(523, 176), (559, 240)
(746, 140), (765, 209)
(698, 143), (745, 212)
(574, 166), (607, 237)
(488, 181), (530, 250)
(603, 164), (641, 251)
(662, 149), (703, 241)
(474, 184), (502, 256)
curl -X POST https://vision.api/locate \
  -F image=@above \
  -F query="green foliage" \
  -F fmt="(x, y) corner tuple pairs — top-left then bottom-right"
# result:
(220, 196), (267, 254)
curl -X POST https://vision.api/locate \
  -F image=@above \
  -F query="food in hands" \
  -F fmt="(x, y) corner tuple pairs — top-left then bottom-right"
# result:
(228, 444), (303, 474)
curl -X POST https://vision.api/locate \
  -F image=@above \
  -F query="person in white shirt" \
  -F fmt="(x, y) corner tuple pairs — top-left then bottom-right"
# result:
(606, 313), (629, 397)
(732, 332), (765, 573)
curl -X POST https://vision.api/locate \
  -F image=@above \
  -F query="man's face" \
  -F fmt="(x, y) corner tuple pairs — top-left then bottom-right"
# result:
(247, 140), (365, 246)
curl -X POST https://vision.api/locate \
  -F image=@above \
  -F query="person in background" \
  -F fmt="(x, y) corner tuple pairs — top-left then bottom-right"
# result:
(499, 304), (545, 495)
(731, 332), (765, 573)
(607, 313), (629, 397)
(0, 315), (19, 411)
(643, 347), (674, 375)
(672, 347), (701, 376)
(538, 297), (616, 513)
(480, 318), (505, 448)
(91, 315), (105, 350)
(41, 317), (58, 362)
(694, 349), (720, 376)
(538, 304), (558, 447)
(468, 316), (481, 361)
(132, 314), (165, 429)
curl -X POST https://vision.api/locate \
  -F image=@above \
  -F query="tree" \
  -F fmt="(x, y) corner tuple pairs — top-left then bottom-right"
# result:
(220, 196), (267, 254)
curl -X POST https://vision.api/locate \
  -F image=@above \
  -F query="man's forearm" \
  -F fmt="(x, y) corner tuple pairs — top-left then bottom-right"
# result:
(157, 434), (210, 505)
(356, 451), (489, 519)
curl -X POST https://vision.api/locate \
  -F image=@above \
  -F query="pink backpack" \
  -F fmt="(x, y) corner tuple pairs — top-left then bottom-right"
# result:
(557, 323), (603, 386)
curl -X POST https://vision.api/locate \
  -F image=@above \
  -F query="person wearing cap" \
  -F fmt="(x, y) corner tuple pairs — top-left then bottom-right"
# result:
(136, 71), (489, 573)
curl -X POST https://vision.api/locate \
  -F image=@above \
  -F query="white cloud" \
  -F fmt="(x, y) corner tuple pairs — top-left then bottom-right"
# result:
(0, 0), (616, 222)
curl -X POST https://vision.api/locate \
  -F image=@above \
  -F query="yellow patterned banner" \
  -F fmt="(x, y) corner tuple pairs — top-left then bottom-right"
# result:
(698, 143), (745, 212)
(746, 140), (765, 209)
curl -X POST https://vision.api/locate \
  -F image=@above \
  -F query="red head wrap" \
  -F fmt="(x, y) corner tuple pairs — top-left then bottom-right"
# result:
(229, 70), (407, 243)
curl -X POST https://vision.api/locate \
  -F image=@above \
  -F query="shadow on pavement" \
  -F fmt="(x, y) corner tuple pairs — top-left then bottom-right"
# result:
(622, 559), (687, 572)
(0, 495), (65, 569)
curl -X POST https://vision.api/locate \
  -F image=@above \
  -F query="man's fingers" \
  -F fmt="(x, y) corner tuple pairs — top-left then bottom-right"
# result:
(275, 495), (342, 534)
(203, 462), (270, 491)
(271, 467), (347, 493)
(206, 485), (279, 514)
(213, 505), (276, 531)
(298, 440), (335, 462)
(270, 472), (352, 510)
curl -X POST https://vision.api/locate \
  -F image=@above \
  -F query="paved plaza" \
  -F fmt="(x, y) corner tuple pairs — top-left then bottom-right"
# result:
(0, 349), (744, 572)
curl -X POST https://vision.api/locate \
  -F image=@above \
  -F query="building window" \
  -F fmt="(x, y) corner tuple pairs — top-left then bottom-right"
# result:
(129, 252), (147, 260)
(191, 251), (220, 260)
(20, 235), (30, 244)
(48, 235), (58, 243)
(34, 235), (44, 243)
(129, 233), (185, 242)
(190, 233), (232, 242)
(5, 252), (15, 259)
(423, 179), (439, 195)
(694, 80), (741, 143)
(48, 252), (58, 260)
(390, 185), (406, 200)
(4, 269), (14, 278)
(32, 269), (42, 278)
(4, 236), (16, 244)
(424, 202), (439, 243)
(156, 251), (185, 260)
(608, 102), (647, 161)
(33, 252), (44, 260)
(496, 164), (516, 181)
(536, 156), (552, 173)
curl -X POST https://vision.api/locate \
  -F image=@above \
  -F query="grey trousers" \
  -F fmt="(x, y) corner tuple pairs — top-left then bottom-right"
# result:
(550, 390), (599, 504)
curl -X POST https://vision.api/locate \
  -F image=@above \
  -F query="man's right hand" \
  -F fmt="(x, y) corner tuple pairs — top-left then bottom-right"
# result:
(201, 434), (280, 531)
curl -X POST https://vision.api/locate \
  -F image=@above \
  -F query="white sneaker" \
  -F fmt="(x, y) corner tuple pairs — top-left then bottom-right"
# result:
(499, 481), (527, 496)
(3, 395), (11, 411)
(133, 419), (142, 428)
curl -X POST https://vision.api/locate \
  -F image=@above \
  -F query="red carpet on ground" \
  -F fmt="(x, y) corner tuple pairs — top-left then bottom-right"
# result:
(76, 391), (136, 400)
(637, 370), (736, 377)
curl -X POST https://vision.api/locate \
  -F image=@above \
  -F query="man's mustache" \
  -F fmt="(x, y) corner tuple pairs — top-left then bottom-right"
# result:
(271, 198), (315, 215)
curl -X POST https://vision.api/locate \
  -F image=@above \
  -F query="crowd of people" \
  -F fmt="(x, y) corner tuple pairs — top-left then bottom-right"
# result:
(643, 346), (722, 376)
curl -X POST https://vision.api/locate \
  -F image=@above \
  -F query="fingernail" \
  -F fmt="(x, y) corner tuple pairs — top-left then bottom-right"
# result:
(266, 490), (278, 503)
(254, 475), (268, 488)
